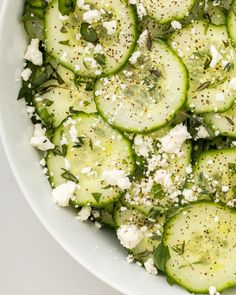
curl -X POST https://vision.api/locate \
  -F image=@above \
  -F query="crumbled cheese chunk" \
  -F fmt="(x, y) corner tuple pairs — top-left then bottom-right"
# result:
(117, 224), (143, 249)
(24, 39), (43, 66)
(83, 10), (100, 23)
(159, 124), (191, 154)
(137, 30), (148, 47)
(185, 165), (192, 174)
(171, 20), (182, 30)
(21, 68), (32, 81)
(81, 166), (92, 175)
(30, 124), (55, 151)
(26, 106), (35, 118)
(52, 182), (77, 207)
(144, 258), (158, 275)
(209, 286), (220, 295)
(103, 21), (117, 35)
(95, 221), (102, 229)
(182, 189), (197, 202)
(222, 185), (229, 193)
(76, 206), (92, 221)
(209, 45), (222, 68)
(129, 51), (141, 64)
(230, 77), (236, 90)
(102, 170), (131, 190)
(154, 169), (173, 189)
(196, 126), (209, 139)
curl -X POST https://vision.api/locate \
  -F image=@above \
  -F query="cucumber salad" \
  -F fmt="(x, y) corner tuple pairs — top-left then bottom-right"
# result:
(19, 0), (236, 294)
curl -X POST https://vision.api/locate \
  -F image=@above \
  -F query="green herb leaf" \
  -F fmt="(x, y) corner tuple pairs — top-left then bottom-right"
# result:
(172, 241), (185, 256)
(224, 62), (234, 73)
(94, 53), (106, 67)
(59, 40), (69, 45)
(196, 81), (211, 91)
(58, 0), (76, 16)
(43, 98), (54, 107)
(153, 241), (170, 272)
(73, 137), (85, 148)
(80, 22), (98, 43)
(225, 116), (234, 126)
(92, 127), (105, 137)
(92, 192), (102, 203)
(52, 145), (67, 157)
(151, 183), (165, 199)
(147, 33), (152, 51)
(61, 168), (79, 183)
(228, 163), (236, 174)
(69, 106), (80, 115)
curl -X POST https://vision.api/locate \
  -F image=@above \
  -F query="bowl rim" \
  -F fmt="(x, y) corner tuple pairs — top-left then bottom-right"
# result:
(0, 1), (132, 294)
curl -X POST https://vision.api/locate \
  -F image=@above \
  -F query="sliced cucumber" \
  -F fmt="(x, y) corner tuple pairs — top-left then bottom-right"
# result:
(190, 148), (236, 204)
(45, 0), (137, 77)
(123, 128), (192, 216)
(34, 65), (96, 128)
(164, 201), (236, 293)
(227, 0), (236, 46)
(114, 203), (163, 263)
(206, 1), (227, 25)
(95, 38), (188, 133)
(203, 102), (236, 138)
(143, 0), (196, 24)
(169, 21), (236, 114)
(47, 113), (135, 207)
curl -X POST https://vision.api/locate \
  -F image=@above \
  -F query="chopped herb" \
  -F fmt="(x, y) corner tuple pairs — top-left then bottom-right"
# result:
(225, 116), (234, 126)
(153, 241), (171, 272)
(80, 22), (98, 43)
(43, 98), (54, 107)
(83, 100), (91, 106)
(94, 53), (106, 67)
(52, 144), (67, 157)
(151, 183), (165, 199)
(58, 0), (76, 16)
(69, 106), (80, 115)
(196, 81), (211, 91)
(228, 163), (236, 174)
(92, 192), (102, 203)
(59, 40), (69, 45)
(224, 62), (234, 73)
(60, 25), (67, 33)
(172, 241), (185, 256)
(73, 137), (85, 148)
(203, 57), (211, 70)
(133, 251), (152, 260)
(89, 138), (93, 150)
(92, 126), (105, 137)
(61, 168), (79, 183)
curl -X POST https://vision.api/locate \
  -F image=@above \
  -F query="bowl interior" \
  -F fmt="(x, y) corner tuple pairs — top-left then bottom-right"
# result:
(0, 1), (235, 295)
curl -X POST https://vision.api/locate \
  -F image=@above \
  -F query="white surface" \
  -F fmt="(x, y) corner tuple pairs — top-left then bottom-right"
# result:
(0, 141), (121, 295)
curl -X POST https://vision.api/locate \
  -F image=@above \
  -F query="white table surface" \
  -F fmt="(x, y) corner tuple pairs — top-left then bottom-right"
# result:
(0, 140), (121, 295)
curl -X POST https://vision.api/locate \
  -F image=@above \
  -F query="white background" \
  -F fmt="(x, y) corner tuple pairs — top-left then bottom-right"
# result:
(0, 141), (121, 295)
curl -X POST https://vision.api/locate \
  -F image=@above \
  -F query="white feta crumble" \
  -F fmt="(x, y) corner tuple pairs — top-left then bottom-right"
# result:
(30, 124), (55, 151)
(171, 20), (182, 30)
(209, 286), (220, 295)
(26, 106), (35, 118)
(52, 182), (77, 207)
(117, 224), (143, 249)
(129, 51), (141, 64)
(209, 45), (222, 68)
(182, 189), (197, 202)
(76, 206), (92, 222)
(21, 68), (32, 81)
(64, 159), (71, 170)
(40, 158), (46, 167)
(222, 185), (229, 193)
(154, 169), (173, 189)
(137, 30), (148, 47)
(196, 126), (209, 139)
(230, 77), (236, 90)
(103, 21), (117, 35)
(83, 10), (100, 23)
(185, 165), (192, 174)
(95, 221), (102, 229)
(159, 124), (191, 154)
(144, 258), (158, 275)
(126, 254), (134, 263)
(24, 39), (43, 66)
(69, 125), (78, 142)
(102, 170), (131, 190)
(81, 166), (92, 175)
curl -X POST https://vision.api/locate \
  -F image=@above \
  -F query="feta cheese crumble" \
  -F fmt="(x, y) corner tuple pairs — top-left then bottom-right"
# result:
(209, 45), (222, 68)
(102, 170), (131, 190)
(171, 20), (182, 30)
(159, 124), (191, 154)
(129, 51), (141, 64)
(83, 10), (100, 23)
(196, 126), (209, 139)
(30, 124), (55, 151)
(144, 258), (158, 275)
(52, 182), (77, 207)
(21, 68), (32, 81)
(117, 224), (143, 249)
(209, 286), (220, 295)
(76, 206), (92, 222)
(103, 21), (117, 35)
(24, 39), (43, 66)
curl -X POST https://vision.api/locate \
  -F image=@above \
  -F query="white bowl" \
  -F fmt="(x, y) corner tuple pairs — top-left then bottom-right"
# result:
(0, 1), (234, 295)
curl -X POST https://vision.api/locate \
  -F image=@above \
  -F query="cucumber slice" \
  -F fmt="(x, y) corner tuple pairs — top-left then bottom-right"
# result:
(169, 21), (236, 114)
(114, 203), (163, 263)
(227, 0), (236, 46)
(95, 38), (188, 133)
(45, 0), (138, 77)
(34, 65), (96, 128)
(164, 201), (236, 293)
(190, 148), (236, 204)
(142, 0), (196, 24)
(47, 113), (135, 207)
(206, 1), (227, 25)
(123, 128), (192, 216)
(203, 102), (236, 138)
